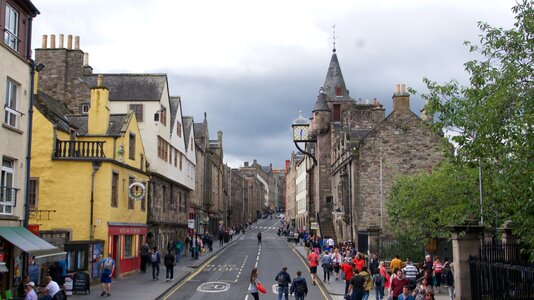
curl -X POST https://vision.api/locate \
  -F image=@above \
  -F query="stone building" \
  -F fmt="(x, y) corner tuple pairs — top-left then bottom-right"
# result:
(272, 168), (286, 211)
(284, 154), (304, 228)
(34, 36), (196, 252)
(193, 114), (225, 234)
(302, 48), (443, 249)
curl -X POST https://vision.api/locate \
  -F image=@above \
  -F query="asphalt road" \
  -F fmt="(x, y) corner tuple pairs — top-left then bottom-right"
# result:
(161, 218), (331, 300)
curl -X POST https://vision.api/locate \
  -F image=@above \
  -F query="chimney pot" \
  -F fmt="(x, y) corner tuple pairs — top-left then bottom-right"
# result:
(365, 99), (370, 104)
(396, 84), (401, 93)
(67, 35), (73, 49)
(97, 74), (104, 87)
(401, 84), (406, 93)
(74, 36), (80, 50)
(59, 34), (64, 48)
(50, 34), (56, 48)
(41, 35), (47, 48)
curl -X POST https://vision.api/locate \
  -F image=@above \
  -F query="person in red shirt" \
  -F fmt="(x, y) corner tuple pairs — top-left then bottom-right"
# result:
(340, 259), (354, 295)
(389, 269), (409, 300)
(308, 250), (319, 285)
(352, 253), (365, 272)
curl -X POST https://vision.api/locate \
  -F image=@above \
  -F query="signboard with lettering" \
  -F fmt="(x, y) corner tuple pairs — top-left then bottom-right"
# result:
(72, 272), (90, 294)
(310, 222), (319, 230)
(188, 219), (195, 229)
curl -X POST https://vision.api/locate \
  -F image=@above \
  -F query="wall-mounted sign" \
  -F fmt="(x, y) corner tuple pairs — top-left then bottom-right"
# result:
(128, 182), (146, 201)
(188, 219), (195, 229)
(310, 222), (319, 230)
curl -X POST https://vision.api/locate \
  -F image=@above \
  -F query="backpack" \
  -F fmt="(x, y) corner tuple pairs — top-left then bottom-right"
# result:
(277, 273), (286, 285)
(151, 252), (158, 263)
(373, 274), (383, 287)
(103, 258), (113, 271)
(295, 279), (306, 294)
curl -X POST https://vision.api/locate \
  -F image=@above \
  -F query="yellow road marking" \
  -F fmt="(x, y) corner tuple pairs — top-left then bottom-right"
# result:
(291, 247), (331, 300)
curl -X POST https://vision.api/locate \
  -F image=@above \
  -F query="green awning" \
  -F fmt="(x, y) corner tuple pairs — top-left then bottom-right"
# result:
(0, 227), (66, 263)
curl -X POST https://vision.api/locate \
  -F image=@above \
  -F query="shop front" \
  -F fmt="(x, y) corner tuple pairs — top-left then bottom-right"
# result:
(108, 223), (146, 277)
(0, 226), (66, 297)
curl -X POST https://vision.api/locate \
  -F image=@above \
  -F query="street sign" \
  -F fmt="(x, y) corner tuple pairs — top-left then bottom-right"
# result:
(188, 219), (195, 229)
(310, 222), (319, 230)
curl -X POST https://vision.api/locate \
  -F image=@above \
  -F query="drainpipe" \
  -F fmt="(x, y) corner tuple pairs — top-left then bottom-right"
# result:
(90, 161), (101, 241)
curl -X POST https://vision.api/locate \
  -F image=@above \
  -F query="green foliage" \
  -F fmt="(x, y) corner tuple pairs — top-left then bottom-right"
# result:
(414, 1), (533, 257)
(386, 162), (480, 240)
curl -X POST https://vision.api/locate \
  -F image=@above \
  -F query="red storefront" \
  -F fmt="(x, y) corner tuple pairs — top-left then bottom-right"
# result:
(108, 223), (147, 276)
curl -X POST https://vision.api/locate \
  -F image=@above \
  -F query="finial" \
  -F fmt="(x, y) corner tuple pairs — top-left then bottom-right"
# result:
(332, 24), (338, 53)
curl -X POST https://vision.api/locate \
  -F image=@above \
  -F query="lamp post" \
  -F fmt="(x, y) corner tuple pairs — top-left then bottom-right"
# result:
(292, 111), (317, 233)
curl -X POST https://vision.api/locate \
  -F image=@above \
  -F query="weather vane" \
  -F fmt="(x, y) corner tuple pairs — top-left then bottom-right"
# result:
(332, 24), (339, 53)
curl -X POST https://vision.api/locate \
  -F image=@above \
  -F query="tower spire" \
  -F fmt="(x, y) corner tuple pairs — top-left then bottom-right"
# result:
(332, 24), (338, 53)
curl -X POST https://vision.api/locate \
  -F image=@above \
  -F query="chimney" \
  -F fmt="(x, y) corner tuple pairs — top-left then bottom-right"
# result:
(392, 83), (410, 113)
(88, 74), (110, 135)
(50, 34), (56, 48)
(244, 162), (249, 167)
(59, 34), (64, 48)
(218, 130), (223, 145)
(67, 35), (73, 49)
(83, 53), (89, 66)
(41, 35), (47, 48)
(74, 36), (80, 49)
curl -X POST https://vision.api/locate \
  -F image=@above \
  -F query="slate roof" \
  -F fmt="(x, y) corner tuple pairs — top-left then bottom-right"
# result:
(322, 52), (352, 102)
(194, 122), (207, 140)
(350, 128), (373, 140)
(34, 92), (72, 133)
(313, 92), (330, 112)
(169, 96), (181, 135)
(83, 74), (167, 101)
(66, 114), (131, 136)
(182, 116), (194, 150)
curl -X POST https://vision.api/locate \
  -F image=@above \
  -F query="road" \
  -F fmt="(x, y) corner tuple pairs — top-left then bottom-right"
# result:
(160, 218), (331, 300)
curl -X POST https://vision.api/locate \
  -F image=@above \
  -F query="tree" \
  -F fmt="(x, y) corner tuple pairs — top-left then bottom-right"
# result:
(386, 162), (480, 242)
(419, 1), (533, 256)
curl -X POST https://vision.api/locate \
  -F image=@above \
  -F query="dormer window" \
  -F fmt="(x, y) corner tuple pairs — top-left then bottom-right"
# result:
(335, 84), (342, 96)
(81, 103), (90, 114)
(160, 108), (167, 126)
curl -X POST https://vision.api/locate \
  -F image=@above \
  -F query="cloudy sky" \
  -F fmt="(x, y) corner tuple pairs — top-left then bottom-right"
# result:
(31, 0), (515, 168)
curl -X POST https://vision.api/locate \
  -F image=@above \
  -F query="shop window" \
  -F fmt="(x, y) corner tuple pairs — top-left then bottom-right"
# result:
(65, 243), (88, 272)
(124, 235), (133, 257)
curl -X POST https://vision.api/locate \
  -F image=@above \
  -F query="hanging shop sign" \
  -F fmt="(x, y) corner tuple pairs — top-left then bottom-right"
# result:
(128, 182), (146, 201)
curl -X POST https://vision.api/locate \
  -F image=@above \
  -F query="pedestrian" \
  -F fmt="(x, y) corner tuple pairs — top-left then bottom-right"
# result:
(257, 231), (262, 245)
(372, 267), (385, 300)
(402, 260), (418, 289)
(18, 275), (30, 298)
(248, 268), (261, 300)
(290, 270), (308, 300)
(398, 286), (415, 300)
(422, 255), (432, 274)
(307, 248), (319, 285)
(164, 249), (175, 282)
(432, 255), (443, 293)
(379, 261), (390, 292)
(347, 268), (365, 300)
(332, 248), (343, 280)
(390, 255), (402, 273)
(413, 277), (434, 300)
(444, 263), (454, 300)
(353, 253), (365, 272)
(184, 234), (191, 257)
(100, 254), (115, 296)
(151, 246), (161, 280)
(140, 241), (149, 273)
(389, 270), (409, 300)
(24, 282), (37, 300)
(360, 266), (372, 300)
(341, 259), (354, 295)
(320, 250), (332, 282)
(369, 255), (379, 275)
(175, 238), (183, 265)
(274, 266), (291, 300)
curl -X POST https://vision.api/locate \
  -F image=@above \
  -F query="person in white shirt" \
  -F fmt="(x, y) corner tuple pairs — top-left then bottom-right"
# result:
(24, 282), (38, 300)
(327, 237), (334, 248)
(44, 275), (60, 299)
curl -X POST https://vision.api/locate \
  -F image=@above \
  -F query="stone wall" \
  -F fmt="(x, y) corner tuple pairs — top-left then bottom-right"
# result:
(354, 110), (444, 233)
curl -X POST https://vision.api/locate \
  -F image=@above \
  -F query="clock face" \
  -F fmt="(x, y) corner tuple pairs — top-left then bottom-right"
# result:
(293, 125), (309, 141)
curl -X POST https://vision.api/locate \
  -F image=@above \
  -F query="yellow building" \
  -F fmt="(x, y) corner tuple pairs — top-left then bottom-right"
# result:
(30, 75), (148, 279)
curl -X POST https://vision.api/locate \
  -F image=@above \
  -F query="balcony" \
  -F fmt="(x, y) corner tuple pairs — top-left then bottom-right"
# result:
(54, 140), (105, 159)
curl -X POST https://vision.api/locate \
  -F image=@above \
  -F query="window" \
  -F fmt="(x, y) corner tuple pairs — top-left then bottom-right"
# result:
(333, 104), (341, 122)
(160, 108), (166, 126)
(124, 235), (133, 257)
(179, 153), (182, 170)
(128, 177), (134, 209)
(174, 149), (177, 167)
(111, 172), (119, 207)
(4, 4), (19, 51)
(65, 243), (88, 272)
(157, 136), (169, 162)
(29, 178), (39, 209)
(162, 185), (167, 210)
(128, 104), (143, 122)
(80, 103), (90, 114)
(1, 158), (16, 215)
(141, 181), (146, 211)
(129, 132), (136, 160)
(4, 79), (19, 128)
(335, 84), (343, 96)
(176, 122), (182, 137)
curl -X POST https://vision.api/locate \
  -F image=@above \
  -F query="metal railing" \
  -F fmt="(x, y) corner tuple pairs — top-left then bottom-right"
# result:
(0, 186), (18, 207)
(54, 140), (105, 158)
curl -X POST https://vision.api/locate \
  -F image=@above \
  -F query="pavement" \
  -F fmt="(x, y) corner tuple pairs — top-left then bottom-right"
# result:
(289, 242), (452, 300)
(68, 232), (242, 300)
